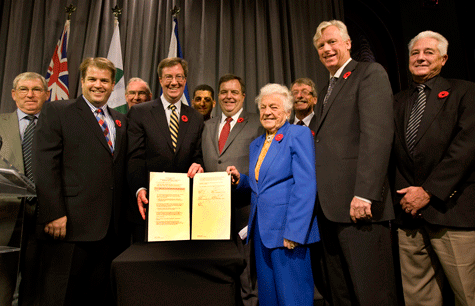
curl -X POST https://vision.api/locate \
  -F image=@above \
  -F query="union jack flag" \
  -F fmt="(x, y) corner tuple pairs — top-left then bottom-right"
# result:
(46, 20), (70, 101)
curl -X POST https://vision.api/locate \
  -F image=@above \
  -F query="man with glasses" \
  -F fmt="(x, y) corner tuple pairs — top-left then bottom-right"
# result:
(290, 78), (318, 130)
(125, 77), (152, 110)
(127, 57), (204, 239)
(0, 72), (49, 305)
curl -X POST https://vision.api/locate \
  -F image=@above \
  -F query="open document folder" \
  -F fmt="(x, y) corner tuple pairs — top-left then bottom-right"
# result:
(147, 172), (231, 242)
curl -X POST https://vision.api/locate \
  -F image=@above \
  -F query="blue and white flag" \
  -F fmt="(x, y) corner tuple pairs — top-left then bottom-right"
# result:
(167, 17), (190, 106)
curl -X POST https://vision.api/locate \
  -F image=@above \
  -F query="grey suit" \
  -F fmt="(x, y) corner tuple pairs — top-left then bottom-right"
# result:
(201, 109), (263, 306)
(0, 111), (23, 306)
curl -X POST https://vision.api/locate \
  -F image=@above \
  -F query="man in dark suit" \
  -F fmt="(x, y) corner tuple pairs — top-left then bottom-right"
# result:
(201, 74), (262, 306)
(127, 57), (204, 238)
(393, 31), (475, 305)
(290, 77), (317, 129)
(0, 72), (49, 306)
(33, 57), (128, 305)
(312, 20), (398, 305)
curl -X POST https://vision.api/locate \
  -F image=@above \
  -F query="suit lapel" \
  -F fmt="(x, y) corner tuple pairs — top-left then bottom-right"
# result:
(221, 110), (248, 155)
(107, 107), (124, 161)
(395, 89), (413, 157)
(176, 104), (192, 153)
(318, 60), (357, 131)
(210, 117), (221, 155)
(76, 97), (112, 155)
(249, 135), (263, 192)
(0, 111), (24, 170)
(414, 77), (450, 148)
(150, 99), (174, 152)
(257, 122), (289, 187)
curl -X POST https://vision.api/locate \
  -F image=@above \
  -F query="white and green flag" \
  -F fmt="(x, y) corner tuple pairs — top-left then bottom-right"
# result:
(107, 19), (127, 114)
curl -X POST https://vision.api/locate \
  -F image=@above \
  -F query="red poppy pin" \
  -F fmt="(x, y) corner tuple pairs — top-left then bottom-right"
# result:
(237, 118), (244, 123)
(181, 115), (188, 122)
(343, 71), (351, 79)
(311, 130), (315, 137)
(438, 91), (449, 98)
(275, 134), (283, 141)
(115, 120), (122, 127)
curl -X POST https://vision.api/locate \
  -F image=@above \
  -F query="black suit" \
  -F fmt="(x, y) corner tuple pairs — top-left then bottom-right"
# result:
(314, 60), (398, 305)
(33, 96), (128, 304)
(392, 75), (475, 304)
(127, 97), (204, 239)
(393, 76), (475, 227)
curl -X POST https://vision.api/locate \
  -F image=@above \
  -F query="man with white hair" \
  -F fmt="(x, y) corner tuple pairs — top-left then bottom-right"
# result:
(393, 30), (475, 305)
(313, 19), (397, 305)
(125, 77), (152, 110)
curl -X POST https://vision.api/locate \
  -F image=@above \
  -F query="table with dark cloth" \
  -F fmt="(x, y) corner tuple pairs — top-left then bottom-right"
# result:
(111, 240), (245, 306)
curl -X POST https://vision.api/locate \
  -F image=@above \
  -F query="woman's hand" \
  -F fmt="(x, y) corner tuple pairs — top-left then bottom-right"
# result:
(284, 238), (299, 250)
(226, 166), (240, 185)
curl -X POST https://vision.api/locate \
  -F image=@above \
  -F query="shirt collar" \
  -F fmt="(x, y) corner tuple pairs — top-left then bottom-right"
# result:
(332, 58), (352, 79)
(220, 108), (243, 123)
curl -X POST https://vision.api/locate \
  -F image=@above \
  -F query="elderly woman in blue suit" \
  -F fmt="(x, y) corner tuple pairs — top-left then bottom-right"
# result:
(227, 83), (319, 305)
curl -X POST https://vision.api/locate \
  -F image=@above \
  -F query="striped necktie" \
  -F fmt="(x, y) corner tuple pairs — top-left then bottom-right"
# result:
(169, 104), (179, 152)
(406, 84), (426, 155)
(95, 109), (114, 153)
(322, 77), (337, 114)
(22, 115), (36, 183)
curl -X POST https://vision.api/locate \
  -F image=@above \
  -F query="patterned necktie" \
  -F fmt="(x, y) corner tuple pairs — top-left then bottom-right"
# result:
(169, 104), (179, 152)
(22, 115), (36, 183)
(296, 120), (305, 126)
(406, 84), (426, 155)
(218, 117), (233, 153)
(95, 109), (114, 153)
(322, 77), (337, 114)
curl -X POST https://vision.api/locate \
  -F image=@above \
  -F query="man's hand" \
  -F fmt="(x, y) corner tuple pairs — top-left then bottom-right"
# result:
(44, 216), (67, 239)
(226, 166), (240, 185)
(397, 186), (430, 216)
(187, 163), (204, 178)
(350, 196), (372, 223)
(137, 189), (149, 220)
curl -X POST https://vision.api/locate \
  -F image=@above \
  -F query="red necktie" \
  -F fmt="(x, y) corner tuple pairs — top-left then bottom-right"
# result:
(218, 117), (232, 153)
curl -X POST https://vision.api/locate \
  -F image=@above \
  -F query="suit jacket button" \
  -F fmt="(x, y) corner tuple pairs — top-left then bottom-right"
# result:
(218, 160), (222, 164)
(316, 139), (320, 143)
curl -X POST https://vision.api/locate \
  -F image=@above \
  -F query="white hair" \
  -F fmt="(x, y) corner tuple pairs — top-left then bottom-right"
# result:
(313, 20), (350, 44)
(255, 83), (293, 113)
(408, 31), (448, 56)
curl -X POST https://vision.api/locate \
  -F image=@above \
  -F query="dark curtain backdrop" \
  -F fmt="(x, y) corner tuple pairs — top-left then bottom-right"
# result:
(0, 0), (342, 114)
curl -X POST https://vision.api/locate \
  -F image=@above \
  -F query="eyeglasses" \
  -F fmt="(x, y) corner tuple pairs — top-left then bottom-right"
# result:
(16, 87), (45, 96)
(291, 89), (313, 97)
(127, 91), (149, 96)
(161, 74), (186, 83)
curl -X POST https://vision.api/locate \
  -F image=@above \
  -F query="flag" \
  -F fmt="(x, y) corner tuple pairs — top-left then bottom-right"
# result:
(167, 17), (190, 106)
(46, 20), (70, 101)
(107, 19), (127, 114)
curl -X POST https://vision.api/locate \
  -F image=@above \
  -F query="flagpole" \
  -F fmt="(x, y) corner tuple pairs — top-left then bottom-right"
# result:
(167, 5), (191, 106)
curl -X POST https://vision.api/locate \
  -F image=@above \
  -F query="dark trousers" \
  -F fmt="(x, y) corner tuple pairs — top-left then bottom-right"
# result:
(38, 232), (120, 306)
(319, 214), (399, 306)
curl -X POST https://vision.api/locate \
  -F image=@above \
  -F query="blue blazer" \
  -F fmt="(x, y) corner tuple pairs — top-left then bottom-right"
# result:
(238, 122), (320, 249)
